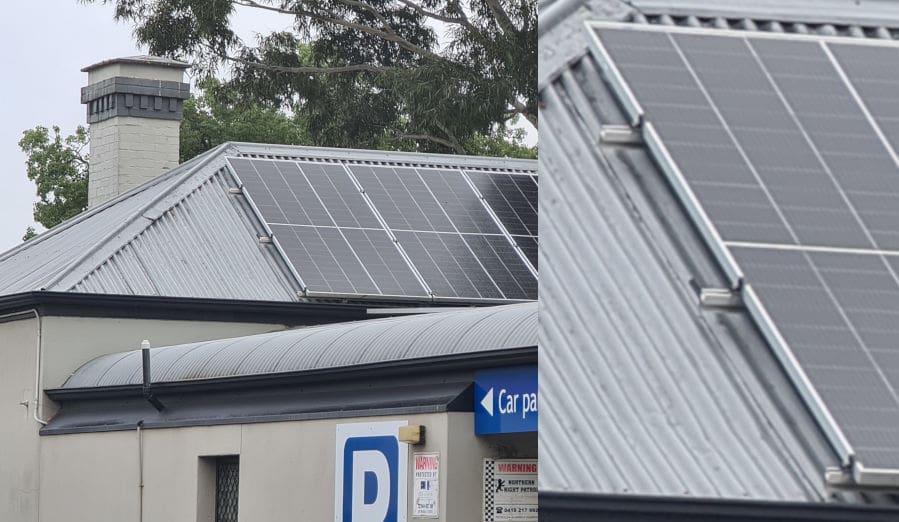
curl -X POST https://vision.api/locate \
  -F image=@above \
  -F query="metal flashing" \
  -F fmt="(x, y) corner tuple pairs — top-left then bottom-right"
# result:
(586, 22), (645, 126)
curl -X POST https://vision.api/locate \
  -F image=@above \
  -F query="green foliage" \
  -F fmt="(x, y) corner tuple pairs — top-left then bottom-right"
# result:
(464, 124), (536, 159)
(180, 78), (309, 161)
(18, 125), (89, 233)
(83, 0), (537, 154)
(23, 227), (37, 242)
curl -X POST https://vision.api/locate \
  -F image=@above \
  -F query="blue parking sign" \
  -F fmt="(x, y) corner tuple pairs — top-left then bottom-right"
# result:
(474, 366), (538, 435)
(335, 421), (408, 521)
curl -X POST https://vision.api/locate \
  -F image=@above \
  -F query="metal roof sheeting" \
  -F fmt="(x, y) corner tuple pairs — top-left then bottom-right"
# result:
(0, 171), (182, 295)
(71, 169), (298, 301)
(537, 10), (853, 501)
(62, 302), (536, 388)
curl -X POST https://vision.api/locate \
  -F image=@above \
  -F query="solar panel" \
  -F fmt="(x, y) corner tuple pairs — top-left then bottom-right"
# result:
(466, 171), (538, 236)
(228, 157), (536, 301)
(589, 23), (899, 472)
(348, 165), (536, 300)
(733, 246), (899, 468)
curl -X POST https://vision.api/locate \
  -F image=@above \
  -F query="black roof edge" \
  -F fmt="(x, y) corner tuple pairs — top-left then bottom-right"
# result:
(0, 291), (371, 325)
(539, 492), (899, 521)
(46, 346), (537, 402)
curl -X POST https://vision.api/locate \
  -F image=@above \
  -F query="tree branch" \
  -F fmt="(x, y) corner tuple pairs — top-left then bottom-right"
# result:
(511, 99), (537, 127)
(221, 49), (394, 74)
(236, 0), (449, 64)
(484, 0), (518, 34)
(396, 0), (491, 46)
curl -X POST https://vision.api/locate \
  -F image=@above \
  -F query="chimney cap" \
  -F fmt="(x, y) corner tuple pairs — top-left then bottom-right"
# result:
(81, 55), (190, 73)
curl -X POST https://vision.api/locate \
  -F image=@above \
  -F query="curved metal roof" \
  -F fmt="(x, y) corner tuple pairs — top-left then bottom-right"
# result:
(63, 302), (536, 388)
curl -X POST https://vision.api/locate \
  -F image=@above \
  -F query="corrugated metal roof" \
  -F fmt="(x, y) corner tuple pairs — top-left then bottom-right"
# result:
(61, 302), (536, 388)
(536, 4), (876, 502)
(0, 143), (535, 303)
(70, 168), (297, 300)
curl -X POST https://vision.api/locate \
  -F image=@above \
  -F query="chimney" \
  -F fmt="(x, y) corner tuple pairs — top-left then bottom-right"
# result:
(81, 56), (190, 207)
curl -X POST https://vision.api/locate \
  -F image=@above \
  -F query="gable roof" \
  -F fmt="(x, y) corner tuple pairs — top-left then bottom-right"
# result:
(0, 143), (535, 304)
(538, 0), (899, 505)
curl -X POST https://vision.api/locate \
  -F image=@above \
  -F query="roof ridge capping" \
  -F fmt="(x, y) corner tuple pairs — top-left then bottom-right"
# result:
(228, 142), (537, 172)
(0, 144), (226, 266)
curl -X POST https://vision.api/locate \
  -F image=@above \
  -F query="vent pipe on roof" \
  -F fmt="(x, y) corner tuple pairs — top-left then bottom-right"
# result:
(141, 339), (165, 412)
(81, 56), (191, 208)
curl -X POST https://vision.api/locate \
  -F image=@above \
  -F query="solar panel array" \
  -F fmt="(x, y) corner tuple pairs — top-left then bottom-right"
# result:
(227, 158), (537, 301)
(591, 25), (899, 469)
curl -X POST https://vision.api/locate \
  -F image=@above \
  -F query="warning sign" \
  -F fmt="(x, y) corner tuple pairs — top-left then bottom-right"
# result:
(413, 453), (439, 518)
(483, 459), (538, 522)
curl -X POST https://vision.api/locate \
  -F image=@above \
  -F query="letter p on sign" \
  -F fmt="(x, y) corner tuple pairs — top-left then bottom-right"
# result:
(335, 421), (408, 522)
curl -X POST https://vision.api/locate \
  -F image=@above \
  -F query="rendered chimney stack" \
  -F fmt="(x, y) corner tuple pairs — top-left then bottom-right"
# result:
(81, 56), (190, 207)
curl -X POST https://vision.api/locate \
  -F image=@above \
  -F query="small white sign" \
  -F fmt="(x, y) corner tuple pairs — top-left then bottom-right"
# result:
(412, 452), (439, 518)
(483, 459), (538, 522)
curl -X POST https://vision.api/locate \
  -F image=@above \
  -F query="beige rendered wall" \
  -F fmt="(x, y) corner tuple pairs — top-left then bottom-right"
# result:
(0, 313), (286, 522)
(0, 316), (40, 522)
(39, 413), (537, 522)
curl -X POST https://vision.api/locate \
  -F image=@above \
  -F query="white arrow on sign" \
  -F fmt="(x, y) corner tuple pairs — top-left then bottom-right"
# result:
(481, 387), (494, 416)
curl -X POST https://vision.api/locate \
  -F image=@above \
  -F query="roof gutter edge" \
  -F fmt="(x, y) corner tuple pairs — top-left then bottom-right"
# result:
(0, 291), (369, 324)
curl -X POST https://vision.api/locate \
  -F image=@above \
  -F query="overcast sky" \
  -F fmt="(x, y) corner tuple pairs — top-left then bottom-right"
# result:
(0, 2), (536, 254)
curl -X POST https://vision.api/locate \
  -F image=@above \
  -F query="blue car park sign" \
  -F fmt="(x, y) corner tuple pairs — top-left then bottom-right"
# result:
(474, 366), (538, 435)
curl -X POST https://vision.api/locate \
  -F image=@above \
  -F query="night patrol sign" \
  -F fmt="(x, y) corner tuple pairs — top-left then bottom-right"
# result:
(335, 421), (408, 522)
(474, 366), (538, 435)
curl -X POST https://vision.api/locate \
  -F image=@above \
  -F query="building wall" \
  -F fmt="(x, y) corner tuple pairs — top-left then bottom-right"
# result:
(0, 314), (287, 522)
(39, 413), (537, 521)
(88, 116), (181, 207)
(0, 316), (39, 522)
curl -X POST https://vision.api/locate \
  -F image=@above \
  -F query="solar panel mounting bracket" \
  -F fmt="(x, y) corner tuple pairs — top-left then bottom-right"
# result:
(852, 462), (899, 489)
(698, 287), (742, 309)
(599, 125), (643, 145)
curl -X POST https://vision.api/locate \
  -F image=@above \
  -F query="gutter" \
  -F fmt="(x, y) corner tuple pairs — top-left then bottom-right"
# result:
(539, 492), (899, 521)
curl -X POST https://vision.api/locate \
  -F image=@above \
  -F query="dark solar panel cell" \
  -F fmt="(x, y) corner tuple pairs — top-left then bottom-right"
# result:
(463, 235), (537, 300)
(228, 158), (289, 223)
(395, 231), (503, 299)
(266, 161), (332, 226)
(417, 169), (501, 234)
(467, 172), (538, 236)
(349, 166), (455, 232)
(272, 225), (378, 295)
(341, 228), (426, 297)
(299, 163), (380, 228)
(515, 236), (538, 270)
